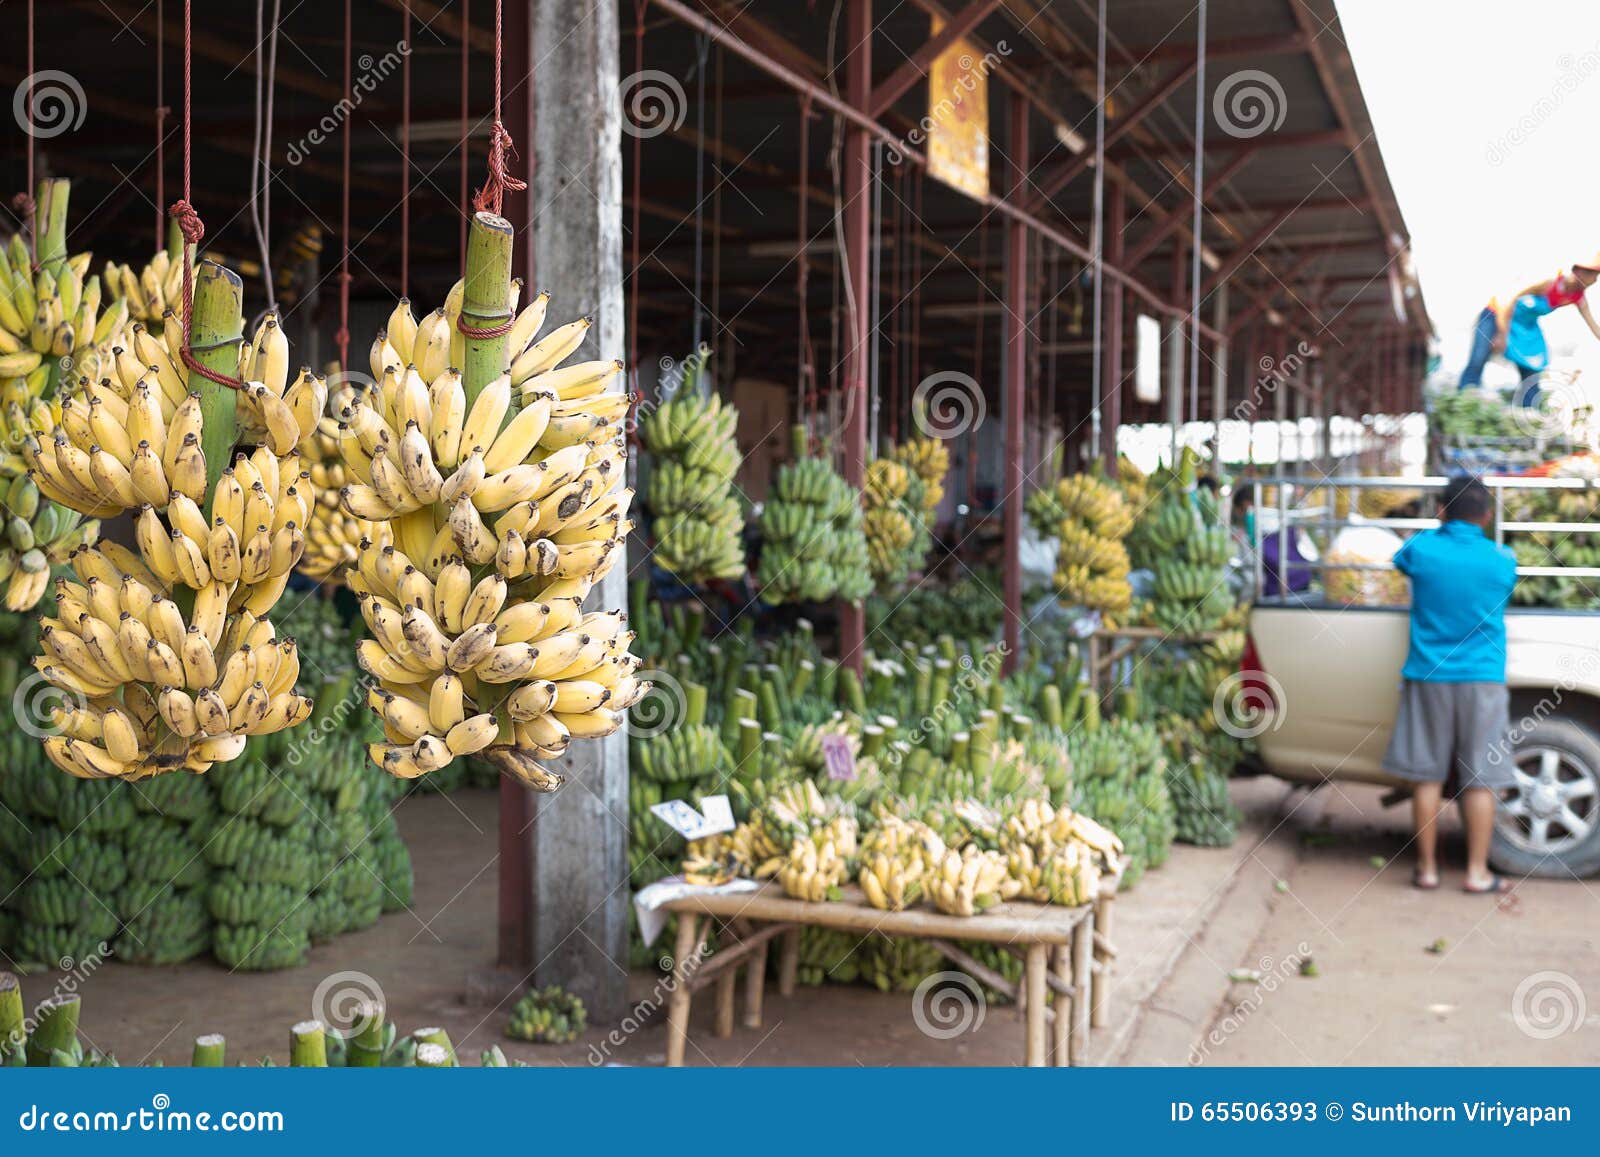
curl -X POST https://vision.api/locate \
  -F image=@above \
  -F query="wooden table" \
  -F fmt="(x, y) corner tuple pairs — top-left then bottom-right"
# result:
(658, 881), (1103, 1067)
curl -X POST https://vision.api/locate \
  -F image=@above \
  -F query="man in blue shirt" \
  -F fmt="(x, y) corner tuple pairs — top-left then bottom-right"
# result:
(1383, 475), (1518, 893)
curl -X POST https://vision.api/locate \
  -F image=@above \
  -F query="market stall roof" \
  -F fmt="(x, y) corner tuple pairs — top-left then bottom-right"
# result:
(1, 0), (1430, 417)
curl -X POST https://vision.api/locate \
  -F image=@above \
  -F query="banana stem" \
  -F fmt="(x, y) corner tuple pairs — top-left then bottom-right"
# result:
(167, 216), (187, 265)
(343, 1003), (387, 1067)
(191, 1033), (226, 1067)
(35, 179), (70, 275)
(25, 995), (80, 1067)
(289, 1021), (328, 1067)
(461, 212), (515, 409)
(187, 261), (245, 523)
(0, 973), (25, 1066)
(409, 1027), (456, 1066)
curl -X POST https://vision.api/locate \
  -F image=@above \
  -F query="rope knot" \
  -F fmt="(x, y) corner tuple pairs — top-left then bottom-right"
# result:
(168, 199), (205, 245)
(472, 121), (528, 216)
(10, 193), (35, 219)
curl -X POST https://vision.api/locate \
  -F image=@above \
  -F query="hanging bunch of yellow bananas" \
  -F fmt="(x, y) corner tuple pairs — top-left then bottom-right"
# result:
(102, 220), (190, 326)
(889, 434), (948, 518)
(1026, 472), (1133, 625)
(861, 457), (924, 593)
(0, 180), (131, 609)
(339, 212), (642, 791)
(298, 422), (388, 584)
(25, 261), (321, 779)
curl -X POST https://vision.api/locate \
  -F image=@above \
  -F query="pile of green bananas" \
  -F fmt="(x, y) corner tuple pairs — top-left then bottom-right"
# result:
(1429, 388), (1518, 439)
(640, 367), (746, 583)
(757, 426), (872, 604)
(505, 985), (587, 1044)
(1068, 716), (1173, 888)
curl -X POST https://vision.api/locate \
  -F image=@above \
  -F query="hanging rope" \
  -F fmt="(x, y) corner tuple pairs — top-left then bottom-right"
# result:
(459, 0), (470, 271)
(156, 0), (167, 248)
(797, 92), (815, 422)
(166, 0), (245, 390)
(470, 0), (527, 217)
(336, 0), (352, 370)
(249, 0), (282, 312)
(400, 0), (411, 298)
(17, 0), (37, 269)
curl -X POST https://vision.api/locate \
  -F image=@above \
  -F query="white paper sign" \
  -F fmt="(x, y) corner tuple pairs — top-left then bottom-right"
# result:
(649, 794), (735, 841)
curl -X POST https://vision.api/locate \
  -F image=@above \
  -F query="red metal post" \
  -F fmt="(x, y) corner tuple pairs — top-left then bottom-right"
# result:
(1003, 92), (1029, 671)
(1101, 181), (1126, 468)
(497, 0), (536, 972)
(838, 0), (871, 671)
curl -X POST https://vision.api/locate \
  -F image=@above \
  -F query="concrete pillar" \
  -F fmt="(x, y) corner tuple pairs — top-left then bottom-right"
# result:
(518, 0), (629, 1022)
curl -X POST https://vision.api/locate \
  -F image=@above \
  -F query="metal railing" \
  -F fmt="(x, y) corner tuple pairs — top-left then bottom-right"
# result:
(1249, 474), (1600, 606)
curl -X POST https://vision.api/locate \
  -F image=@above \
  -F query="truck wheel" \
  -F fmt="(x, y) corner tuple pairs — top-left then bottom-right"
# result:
(1492, 715), (1600, 878)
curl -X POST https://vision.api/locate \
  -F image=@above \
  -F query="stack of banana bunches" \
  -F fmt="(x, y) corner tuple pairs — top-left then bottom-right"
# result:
(25, 287), (322, 780)
(335, 271), (646, 788)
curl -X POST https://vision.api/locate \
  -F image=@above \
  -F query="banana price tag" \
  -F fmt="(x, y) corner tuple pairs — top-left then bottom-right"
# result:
(821, 733), (857, 781)
(651, 795), (735, 840)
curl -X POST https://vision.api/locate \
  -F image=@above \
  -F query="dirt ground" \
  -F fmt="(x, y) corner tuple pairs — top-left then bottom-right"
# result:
(17, 777), (1599, 1066)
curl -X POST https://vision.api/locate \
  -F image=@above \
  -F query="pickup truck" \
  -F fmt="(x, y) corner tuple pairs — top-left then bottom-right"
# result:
(1244, 475), (1600, 878)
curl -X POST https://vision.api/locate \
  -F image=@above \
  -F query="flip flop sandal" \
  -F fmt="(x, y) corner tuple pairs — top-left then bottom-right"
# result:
(1412, 869), (1440, 891)
(1463, 874), (1512, 895)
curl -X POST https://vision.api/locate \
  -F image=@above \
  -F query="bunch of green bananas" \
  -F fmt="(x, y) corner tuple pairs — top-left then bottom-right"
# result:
(0, 473), (93, 609)
(640, 375), (746, 583)
(213, 912), (311, 972)
(859, 932), (946, 993)
(757, 426), (872, 604)
(630, 722), (731, 782)
(115, 885), (211, 966)
(505, 985), (587, 1044)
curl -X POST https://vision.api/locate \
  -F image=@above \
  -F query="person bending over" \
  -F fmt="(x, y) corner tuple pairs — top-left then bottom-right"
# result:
(1459, 257), (1600, 402)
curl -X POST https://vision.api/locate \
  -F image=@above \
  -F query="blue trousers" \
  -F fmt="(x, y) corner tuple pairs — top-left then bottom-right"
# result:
(1460, 306), (1540, 397)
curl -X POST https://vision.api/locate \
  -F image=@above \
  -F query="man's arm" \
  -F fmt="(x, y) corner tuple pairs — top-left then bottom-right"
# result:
(1576, 296), (1600, 343)
(1392, 535), (1417, 577)
(1493, 280), (1551, 351)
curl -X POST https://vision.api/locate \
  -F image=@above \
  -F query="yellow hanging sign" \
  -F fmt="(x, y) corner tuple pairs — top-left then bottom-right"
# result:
(925, 17), (991, 201)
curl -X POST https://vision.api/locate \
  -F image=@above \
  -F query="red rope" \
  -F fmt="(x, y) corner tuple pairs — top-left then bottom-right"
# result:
(24, 0), (36, 269)
(337, 0), (352, 371)
(471, 0), (527, 216)
(166, 0), (244, 391)
(156, 0), (165, 248)
(400, 0), (411, 299)
(459, 0), (469, 272)
(456, 314), (516, 340)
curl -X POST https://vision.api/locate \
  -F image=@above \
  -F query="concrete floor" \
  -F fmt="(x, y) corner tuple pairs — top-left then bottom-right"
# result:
(15, 776), (1599, 1066)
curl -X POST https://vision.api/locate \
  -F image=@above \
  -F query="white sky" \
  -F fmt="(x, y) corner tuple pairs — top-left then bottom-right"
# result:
(1336, 0), (1600, 383)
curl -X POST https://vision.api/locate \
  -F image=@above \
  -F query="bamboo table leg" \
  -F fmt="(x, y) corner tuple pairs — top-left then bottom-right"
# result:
(743, 939), (769, 1028)
(1024, 943), (1048, 1067)
(1091, 894), (1113, 1028)
(1070, 913), (1094, 1066)
(714, 967), (737, 1038)
(777, 927), (800, 997)
(665, 914), (700, 1067)
(1051, 943), (1072, 1067)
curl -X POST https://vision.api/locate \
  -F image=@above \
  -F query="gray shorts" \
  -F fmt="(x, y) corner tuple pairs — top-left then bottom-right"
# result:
(1383, 680), (1515, 791)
